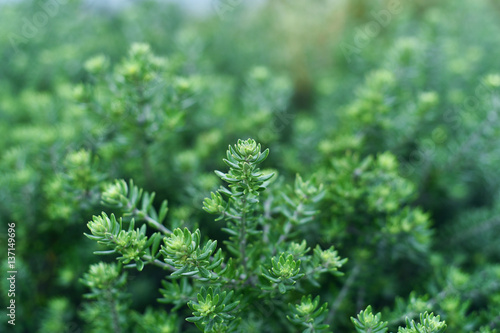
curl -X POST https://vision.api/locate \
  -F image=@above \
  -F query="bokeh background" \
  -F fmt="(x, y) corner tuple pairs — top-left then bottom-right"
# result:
(1, 0), (500, 332)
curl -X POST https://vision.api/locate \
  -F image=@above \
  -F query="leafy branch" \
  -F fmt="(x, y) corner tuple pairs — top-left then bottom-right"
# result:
(204, 138), (273, 279)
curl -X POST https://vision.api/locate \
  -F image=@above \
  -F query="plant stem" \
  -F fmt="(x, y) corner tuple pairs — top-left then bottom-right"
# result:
(106, 289), (122, 333)
(327, 264), (360, 325)
(273, 221), (292, 256)
(272, 201), (304, 256)
(261, 198), (273, 252)
(239, 195), (249, 277)
(142, 213), (172, 235)
(142, 255), (175, 270)
(132, 208), (172, 235)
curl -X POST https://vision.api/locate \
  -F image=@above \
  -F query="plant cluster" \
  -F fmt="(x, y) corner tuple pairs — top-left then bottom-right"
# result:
(81, 138), (450, 332)
(1, 0), (500, 332)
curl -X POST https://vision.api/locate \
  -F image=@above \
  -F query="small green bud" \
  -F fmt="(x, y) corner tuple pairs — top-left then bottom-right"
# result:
(129, 42), (151, 58)
(84, 54), (108, 75)
(203, 191), (226, 215)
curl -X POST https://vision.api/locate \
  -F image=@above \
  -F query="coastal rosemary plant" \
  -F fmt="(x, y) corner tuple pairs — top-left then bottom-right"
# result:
(82, 138), (447, 332)
(2, 1), (500, 332)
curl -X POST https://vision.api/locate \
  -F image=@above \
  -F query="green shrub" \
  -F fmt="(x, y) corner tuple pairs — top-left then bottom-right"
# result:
(1, 0), (500, 332)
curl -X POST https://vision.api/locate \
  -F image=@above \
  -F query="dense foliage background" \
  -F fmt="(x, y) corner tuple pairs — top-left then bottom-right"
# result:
(1, 0), (500, 332)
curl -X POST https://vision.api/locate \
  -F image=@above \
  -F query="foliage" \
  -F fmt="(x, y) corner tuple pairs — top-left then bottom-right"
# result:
(79, 139), (348, 331)
(287, 295), (330, 333)
(1, 0), (500, 332)
(351, 306), (388, 333)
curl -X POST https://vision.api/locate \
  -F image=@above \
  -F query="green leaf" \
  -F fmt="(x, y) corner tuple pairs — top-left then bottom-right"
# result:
(136, 259), (145, 271)
(158, 200), (169, 224)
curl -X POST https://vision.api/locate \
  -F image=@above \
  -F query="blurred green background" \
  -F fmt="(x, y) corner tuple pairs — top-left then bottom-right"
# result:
(1, 0), (500, 331)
